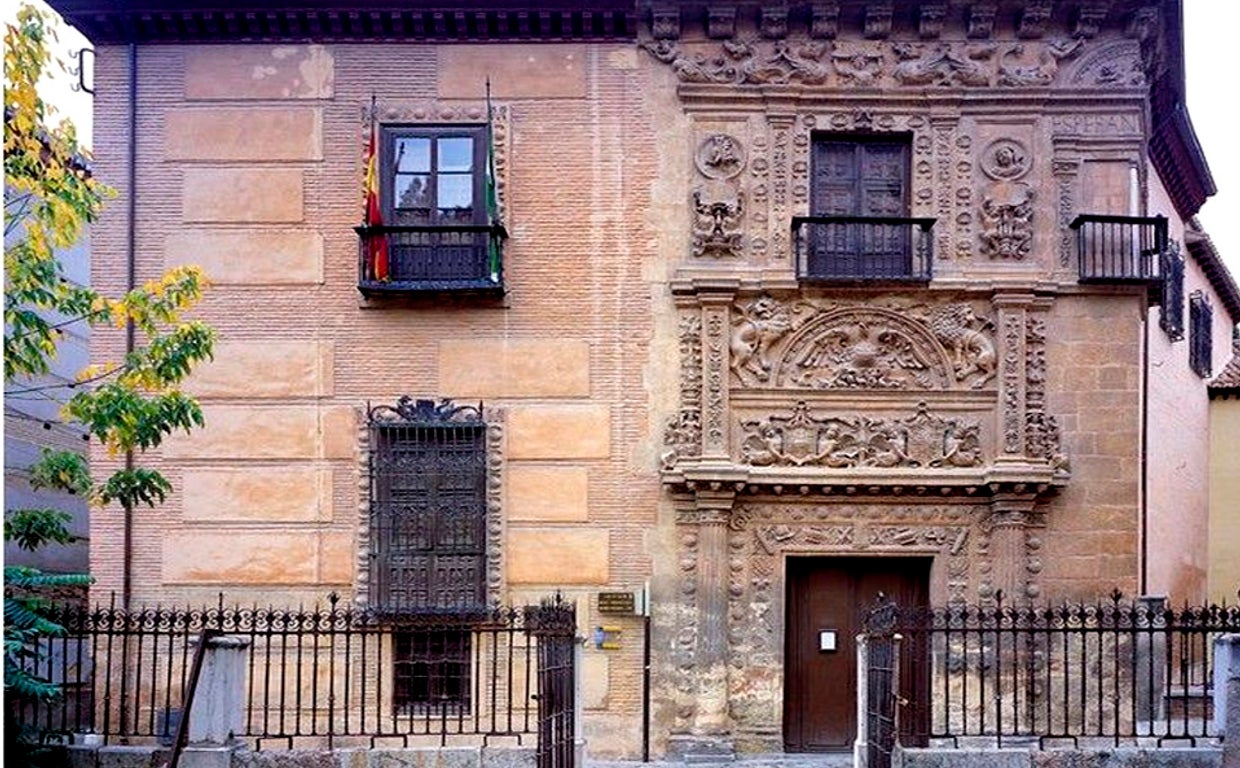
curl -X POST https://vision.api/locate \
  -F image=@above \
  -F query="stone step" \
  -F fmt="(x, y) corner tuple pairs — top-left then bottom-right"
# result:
(587, 753), (855, 768)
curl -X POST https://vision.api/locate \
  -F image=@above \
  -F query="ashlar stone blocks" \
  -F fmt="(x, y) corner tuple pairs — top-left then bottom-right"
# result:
(507, 405), (611, 460)
(507, 529), (609, 585)
(182, 168), (304, 224)
(164, 230), (324, 285)
(184, 45), (334, 100)
(507, 466), (590, 522)
(179, 468), (332, 523)
(438, 339), (590, 399)
(165, 108), (322, 161)
(184, 341), (333, 399)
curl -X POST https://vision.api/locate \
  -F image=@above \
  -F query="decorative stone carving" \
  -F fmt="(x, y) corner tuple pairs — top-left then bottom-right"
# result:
(1025, 316), (1067, 470)
(1017, 0), (1053, 38)
(999, 310), (1025, 455)
(651, 6), (680, 40)
(980, 139), (1031, 181)
(760, 7), (789, 39)
(1053, 158), (1079, 267)
(831, 43), (885, 85)
(730, 295), (800, 382)
(1073, 1), (1111, 39)
(967, 3), (996, 38)
(663, 316), (703, 471)
(891, 42), (995, 87)
(1069, 40), (1145, 87)
(810, 3), (840, 38)
(695, 134), (745, 180)
(739, 401), (983, 469)
(928, 304), (997, 387)
(996, 38), (1082, 87)
(703, 305), (728, 454)
(780, 317), (940, 390)
(980, 183), (1034, 260)
(692, 187), (743, 258)
(863, 3), (893, 39)
(706, 6), (735, 39)
(642, 38), (830, 86)
(918, 3), (946, 39)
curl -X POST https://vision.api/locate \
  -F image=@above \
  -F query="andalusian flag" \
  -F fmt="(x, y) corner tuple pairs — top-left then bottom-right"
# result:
(364, 99), (389, 282)
(485, 79), (501, 283)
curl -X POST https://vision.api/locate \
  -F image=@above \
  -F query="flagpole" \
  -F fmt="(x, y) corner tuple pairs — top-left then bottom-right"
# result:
(485, 77), (501, 283)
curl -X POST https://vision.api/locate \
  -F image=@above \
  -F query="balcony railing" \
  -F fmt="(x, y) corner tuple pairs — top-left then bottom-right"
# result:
(356, 224), (507, 296)
(793, 216), (935, 282)
(1071, 214), (1168, 283)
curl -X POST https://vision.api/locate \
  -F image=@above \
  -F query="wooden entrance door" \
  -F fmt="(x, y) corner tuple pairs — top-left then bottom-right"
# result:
(783, 557), (929, 752)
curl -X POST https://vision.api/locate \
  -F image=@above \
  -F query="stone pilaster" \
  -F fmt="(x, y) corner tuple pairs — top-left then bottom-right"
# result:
(699, 296), (732, 460)
(994, 294), (1032, 461)
(987, 492), (1038, 603)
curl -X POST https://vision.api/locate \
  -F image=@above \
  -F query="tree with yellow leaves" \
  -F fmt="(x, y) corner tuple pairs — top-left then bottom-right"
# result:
(5, 5), (215, 760)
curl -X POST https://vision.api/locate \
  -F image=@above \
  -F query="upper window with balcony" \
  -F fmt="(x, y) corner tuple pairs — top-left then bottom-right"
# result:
(793, 135), (933, 282)
(358, 125), (505, 296)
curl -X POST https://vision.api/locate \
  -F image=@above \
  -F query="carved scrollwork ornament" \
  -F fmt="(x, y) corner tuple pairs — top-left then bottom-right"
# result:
(691, 186), (744, 258)
(980, 183), (1035, 260)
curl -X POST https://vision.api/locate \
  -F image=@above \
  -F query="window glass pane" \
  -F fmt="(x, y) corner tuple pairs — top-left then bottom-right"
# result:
(437, 173), (474, 211)
(395, 137), (431, 173)
(395, 174), (431, 210)
(438, 137), (474, 172)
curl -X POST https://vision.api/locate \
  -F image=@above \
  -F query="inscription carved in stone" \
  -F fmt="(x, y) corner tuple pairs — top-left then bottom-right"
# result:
(739, 401), (983, 469)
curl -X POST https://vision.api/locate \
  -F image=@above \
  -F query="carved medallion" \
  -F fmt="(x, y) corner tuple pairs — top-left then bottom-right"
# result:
(980, 139), (1031, 181)
(695, 134), (746, 180)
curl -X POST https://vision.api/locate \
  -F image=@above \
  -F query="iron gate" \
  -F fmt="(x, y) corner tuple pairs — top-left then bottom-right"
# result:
(529, 596), (577, 768)
(864, 595), (902, 768)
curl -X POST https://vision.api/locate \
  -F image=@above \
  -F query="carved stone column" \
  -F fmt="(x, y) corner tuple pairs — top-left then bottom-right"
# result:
(1052, 157), (1081, 270)
(668, 488), (736, 759)
(987, 491), (1038, 603)
(699, 296), (732, 461)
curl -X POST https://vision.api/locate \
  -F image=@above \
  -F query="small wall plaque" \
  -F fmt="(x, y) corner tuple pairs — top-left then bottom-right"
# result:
(598, 591), (636, 614)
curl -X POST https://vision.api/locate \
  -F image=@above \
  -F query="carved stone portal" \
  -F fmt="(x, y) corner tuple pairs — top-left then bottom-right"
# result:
(739, 401), (983, 469)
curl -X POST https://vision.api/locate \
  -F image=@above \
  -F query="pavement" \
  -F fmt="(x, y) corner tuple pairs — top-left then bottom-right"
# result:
(586, 754), (855, 768)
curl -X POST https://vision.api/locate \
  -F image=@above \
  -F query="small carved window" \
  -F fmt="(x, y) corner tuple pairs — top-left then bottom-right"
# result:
(1189, 291), (1213, 378)
(368, 398), (487, 615)
(1159, 241), (1185, 341)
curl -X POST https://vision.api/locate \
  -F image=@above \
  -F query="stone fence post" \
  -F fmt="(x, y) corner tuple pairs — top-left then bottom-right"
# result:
(1216, 634), (1240, 768)
(1134, 595), (1167, 727)
(186, 635), (251, 752)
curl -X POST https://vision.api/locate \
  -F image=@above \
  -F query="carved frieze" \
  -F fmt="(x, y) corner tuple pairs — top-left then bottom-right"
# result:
(1053, 158), (1080, 267)
(703, 304), (729, 455)
(727, 296), (997, 391)
(980, 183), (1034, 260)
(996, 38), (1082, 86)
(739, 401), (983, 469)
(645, 38), (1103, 91)
(692, 186), (744, 258)
(1068, 40), (1145, 87)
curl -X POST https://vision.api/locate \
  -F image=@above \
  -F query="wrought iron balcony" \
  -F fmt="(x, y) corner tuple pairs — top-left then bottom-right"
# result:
(793, 216), (935, 283)
(1070, 214), (1168, 283)
(356, 224), (506, 296)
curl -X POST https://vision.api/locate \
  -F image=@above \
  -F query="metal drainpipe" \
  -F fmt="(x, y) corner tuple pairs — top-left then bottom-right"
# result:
(1140, 305), (1150, 596)
(122, 42), (137, 612)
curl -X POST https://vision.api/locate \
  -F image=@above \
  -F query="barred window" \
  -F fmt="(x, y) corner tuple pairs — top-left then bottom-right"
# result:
(368, 398), (487, 615)
(1159, 241), (1185, 341)
(1189, 291), (1213, 378)
(394, 629), (472, 712)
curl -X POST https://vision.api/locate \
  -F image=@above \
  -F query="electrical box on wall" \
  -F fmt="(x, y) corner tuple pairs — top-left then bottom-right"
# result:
(593, 626), (622, 650)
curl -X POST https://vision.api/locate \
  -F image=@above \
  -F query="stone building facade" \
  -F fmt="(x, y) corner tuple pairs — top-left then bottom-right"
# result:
(52, 0), (1239, 758)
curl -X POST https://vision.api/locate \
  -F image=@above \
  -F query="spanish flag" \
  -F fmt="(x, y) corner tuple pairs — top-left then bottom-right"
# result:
(363, 105), (389, 282)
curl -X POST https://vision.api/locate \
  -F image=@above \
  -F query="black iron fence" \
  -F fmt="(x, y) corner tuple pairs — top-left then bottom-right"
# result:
(7, 593), (576, 759)
(1071, 214), (1168, 283)
(792, 216), (935, 282)
(356, 224), (506, 295)
(866, 591), (1239, 756)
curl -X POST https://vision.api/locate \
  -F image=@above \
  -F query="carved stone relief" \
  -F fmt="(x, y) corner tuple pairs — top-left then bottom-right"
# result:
(739, 401), (983, 469)
(980, 182), (1034, 260)
(727, 296), (998, 391)
(1069, 40), (1145, 87)
(703, 304), (729, 455)
(996, 38), (1082, 86)
(980, 139), (1031, 181)
(695, 134), (746, 180)
(954, 133), (975, 259)
(1052, 158), (1080, 267)
(692, 186), (744, 258)
(1025, 315), (1067, 470)
(663, 314), (703, 470)
(747, 131), (770, 261)
(645, 38), (1100, 90)
(999, 309), (1025, 455)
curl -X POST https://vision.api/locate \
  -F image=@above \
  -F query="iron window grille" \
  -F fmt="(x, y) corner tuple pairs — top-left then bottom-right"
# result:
(1189, 291), (1213, 378)
(394, 628), (472, 713)
(367, 397), (488, 617)
(358, 125), (505, 295)
(1071, 214), (1168, 283)
(1160, 240), (1186, 341)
